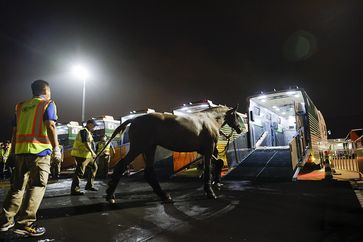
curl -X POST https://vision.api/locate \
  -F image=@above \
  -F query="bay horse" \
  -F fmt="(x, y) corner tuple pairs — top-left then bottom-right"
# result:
(100, 105), (242, 204)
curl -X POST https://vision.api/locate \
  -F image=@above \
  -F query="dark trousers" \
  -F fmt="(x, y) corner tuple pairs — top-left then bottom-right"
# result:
(71, 157), (97, 192)
(0, 162), (4, 179)
(96, 154), (110, 179)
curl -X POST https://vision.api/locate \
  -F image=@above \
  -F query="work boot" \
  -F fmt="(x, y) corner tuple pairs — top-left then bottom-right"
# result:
(14, 223), (46, 237)
(85, 186), (98, 191)
(71, 190), (84, 196)
(0, 221), (15, 232)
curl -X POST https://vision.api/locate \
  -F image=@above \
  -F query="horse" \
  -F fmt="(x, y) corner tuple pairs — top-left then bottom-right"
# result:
(101, 105), (242, 204)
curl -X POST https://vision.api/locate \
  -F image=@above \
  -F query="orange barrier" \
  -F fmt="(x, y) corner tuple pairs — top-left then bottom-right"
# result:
(173, 152), (198, 172)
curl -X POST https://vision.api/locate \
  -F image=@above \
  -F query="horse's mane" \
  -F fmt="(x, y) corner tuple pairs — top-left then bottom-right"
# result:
(200, 105), (230, 113)
(192, 105), (230, 125)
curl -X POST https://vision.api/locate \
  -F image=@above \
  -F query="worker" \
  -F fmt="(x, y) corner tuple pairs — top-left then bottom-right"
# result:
(0, 142), (4, 180)
(2, 141), (12, 180)
(212, 158), (224, 189)
(96, 135), (115, 179)
(324, 151), (333, 180)
(0, 80), (61, 236)
(70, 119), (98, 195)
(198, 148), (224, 189)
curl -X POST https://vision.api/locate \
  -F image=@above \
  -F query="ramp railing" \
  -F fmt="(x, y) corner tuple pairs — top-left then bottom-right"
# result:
(291, 127), (310, 181)
(255, 131), (268, 148)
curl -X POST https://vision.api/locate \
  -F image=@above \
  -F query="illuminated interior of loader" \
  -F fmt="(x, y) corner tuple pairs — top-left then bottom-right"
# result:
(249, 90), (305, 149)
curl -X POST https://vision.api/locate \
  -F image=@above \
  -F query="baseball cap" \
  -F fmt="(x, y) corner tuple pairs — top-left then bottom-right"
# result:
(86, 119), (97, 126)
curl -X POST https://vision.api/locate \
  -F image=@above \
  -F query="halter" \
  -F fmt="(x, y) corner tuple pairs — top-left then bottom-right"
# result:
(219, 121), (235, 139)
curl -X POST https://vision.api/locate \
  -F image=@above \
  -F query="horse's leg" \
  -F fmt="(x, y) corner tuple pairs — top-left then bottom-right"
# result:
(106, 148), (140, 203)
(204, 152), (217, 199)
(143, 146), (173, 203)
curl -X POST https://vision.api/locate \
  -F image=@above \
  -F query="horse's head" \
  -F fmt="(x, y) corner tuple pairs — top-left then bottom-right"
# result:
(224, 105), (242, 134)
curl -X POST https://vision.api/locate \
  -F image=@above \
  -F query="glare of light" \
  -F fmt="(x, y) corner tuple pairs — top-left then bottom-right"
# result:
(294, 94), (300, 98)
(199, 104), (209, 108)
(258, 95), (267, 100)
(72, 65), (89, 80)
(261, 99), (266, 103)
(282, 112), (286, 115)
(272, 106), (278, 109)
(286, 91), (296, 95)
(276, 108), (280, 111)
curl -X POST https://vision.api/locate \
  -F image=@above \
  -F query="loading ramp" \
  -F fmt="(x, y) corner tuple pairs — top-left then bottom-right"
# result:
(224, 148), (295, 181)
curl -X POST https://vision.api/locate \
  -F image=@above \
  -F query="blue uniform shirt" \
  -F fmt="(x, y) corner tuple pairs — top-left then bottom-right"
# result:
(37, 102), (57, 156)
(79, 129), (96, 152)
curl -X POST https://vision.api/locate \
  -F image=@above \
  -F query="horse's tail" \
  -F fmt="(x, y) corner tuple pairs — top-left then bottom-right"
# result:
(93, 119), (133, 161)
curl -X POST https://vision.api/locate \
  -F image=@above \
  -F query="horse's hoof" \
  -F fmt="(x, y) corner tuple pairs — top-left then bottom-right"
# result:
(204, 190), (217, 199)
(212, 182), (223, 190)
(206, 193), (217, 199)
(161, 193), (173, 204)
(106, 194), (116, 204)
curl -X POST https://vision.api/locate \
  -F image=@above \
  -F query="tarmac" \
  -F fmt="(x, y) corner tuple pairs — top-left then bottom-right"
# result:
(298, 167), (363, 209)
(0, 171), (363, 242)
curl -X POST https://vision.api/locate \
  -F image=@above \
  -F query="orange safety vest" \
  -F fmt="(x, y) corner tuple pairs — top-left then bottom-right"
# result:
(15, 97), (55, 154)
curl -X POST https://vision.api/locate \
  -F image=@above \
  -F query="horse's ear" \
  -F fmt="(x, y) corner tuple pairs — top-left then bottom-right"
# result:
(230, 104), (239, 112)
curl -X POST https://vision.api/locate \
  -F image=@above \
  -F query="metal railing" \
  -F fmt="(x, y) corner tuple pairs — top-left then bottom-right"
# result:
(331, 158), (359, 172)
(330, 134), (363, 179)
(331, 157), (362, 180)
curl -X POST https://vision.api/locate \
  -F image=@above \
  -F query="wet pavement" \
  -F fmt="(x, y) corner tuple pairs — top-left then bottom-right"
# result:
(1, 175), (363, 242)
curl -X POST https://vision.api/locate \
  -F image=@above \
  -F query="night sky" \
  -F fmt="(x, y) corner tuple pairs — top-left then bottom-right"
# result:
(0, 0), (362, 139)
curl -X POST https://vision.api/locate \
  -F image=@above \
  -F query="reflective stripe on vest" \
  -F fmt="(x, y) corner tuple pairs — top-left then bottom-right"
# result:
(15, 98), (53, 154)
(71, 128), (94, 158)
(97, 142), (111, 155)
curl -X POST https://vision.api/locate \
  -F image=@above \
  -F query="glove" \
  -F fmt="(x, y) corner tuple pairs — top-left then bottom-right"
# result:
(52, 146), (62, 164)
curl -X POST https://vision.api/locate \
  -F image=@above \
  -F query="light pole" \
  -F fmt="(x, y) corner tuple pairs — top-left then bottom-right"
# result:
(72, 65), (89, 122)
(82, 78), (86, 122)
